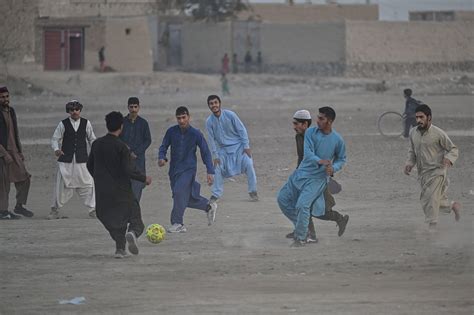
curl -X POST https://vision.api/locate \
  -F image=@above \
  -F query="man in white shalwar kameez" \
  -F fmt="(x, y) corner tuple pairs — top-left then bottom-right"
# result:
(48, 100), (96, 219)
(404, 103), (461, 229)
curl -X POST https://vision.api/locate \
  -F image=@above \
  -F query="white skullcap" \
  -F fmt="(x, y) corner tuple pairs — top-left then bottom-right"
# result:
(293, 109), (311, 120)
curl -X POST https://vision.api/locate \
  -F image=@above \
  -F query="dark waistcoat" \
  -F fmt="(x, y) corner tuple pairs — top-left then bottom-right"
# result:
(58, 118), (88, 163)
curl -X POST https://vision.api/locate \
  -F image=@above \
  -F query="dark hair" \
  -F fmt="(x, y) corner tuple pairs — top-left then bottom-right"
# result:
(65, 100), (83, 113)
(207, 95), (221, 105)
(294, 118), (312, 128)
(415, 103), (431, 117)
(319, 106), (336, 121)
(404, 89), (412, 97)
(175, 106), (189, 116)
(127, 97), (139, 105)
(105, 111), (124, 132)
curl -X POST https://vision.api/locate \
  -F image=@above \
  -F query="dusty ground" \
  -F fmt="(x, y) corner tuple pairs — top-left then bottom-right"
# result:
(1, 68), (473, 314)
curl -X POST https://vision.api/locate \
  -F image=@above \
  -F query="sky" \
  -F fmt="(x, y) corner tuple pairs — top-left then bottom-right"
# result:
(248, 0), (474, 20)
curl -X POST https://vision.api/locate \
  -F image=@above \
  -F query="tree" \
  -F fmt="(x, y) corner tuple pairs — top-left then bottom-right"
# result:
(157, 0), (248, 22)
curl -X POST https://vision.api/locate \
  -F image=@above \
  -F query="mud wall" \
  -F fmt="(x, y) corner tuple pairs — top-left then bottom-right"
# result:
(181, 22), (232, 73)
(345, 21), (474, 76)
(105, 17), (154, 72)
(260, 22), (346, 75)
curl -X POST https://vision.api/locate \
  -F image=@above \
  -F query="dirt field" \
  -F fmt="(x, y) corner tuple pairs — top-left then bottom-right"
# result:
(1, 69), (473, 314)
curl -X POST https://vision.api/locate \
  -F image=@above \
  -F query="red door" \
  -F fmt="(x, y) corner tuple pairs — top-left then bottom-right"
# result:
(44, 30), (63, 70)
(44, 28), (83, 70)
(69, 30), (83, 70)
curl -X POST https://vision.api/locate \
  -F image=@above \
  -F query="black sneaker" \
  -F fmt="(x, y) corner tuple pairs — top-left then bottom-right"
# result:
(0, 211), (21, 220)
(337, 215), (349, 237)
(209, 195), (219, 203)
(290, 239), (306, 247)
(249, 191), (259, 202)
(285, 231), (295, 239)
(14, 205), (34, 217)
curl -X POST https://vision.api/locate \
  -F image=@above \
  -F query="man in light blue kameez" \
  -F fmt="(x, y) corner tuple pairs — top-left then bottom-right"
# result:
(205, 95), (258, 202)
(278, 107), (346, 247)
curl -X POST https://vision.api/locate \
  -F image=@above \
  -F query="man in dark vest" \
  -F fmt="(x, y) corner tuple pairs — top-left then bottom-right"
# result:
(48, 100), (96, 219)
(87, 111), (152, 258)
(0, 86), (33, 219)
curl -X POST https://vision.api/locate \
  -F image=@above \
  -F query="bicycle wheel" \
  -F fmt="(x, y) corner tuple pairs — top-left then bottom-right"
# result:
(377, 111), (404, 137)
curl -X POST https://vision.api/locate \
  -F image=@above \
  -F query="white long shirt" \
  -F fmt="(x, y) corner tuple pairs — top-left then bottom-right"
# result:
(51, 118), (96, 188)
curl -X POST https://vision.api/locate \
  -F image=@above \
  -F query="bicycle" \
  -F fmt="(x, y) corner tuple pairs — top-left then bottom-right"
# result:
(377, 111), (405, 137)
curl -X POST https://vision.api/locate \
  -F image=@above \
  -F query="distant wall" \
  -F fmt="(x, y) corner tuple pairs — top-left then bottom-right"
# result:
(181, 22), (232, 73)
(260, 23), (345, 75)
(345, 21), (474, 75)
(38, 0), (157, 18)
(105, 17), (154, 72)
(238, 4), (378, 23)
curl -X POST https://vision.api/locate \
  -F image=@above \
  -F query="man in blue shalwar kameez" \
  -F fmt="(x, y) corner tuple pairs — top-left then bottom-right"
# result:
(120, 97), (151, 202)
(158, 106), (217, 233)
(205, 95), (258, 202)
(278, 107), (346, 247)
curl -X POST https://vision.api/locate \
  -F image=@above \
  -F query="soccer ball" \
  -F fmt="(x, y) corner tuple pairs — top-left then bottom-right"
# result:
(145, 224), (166, 244)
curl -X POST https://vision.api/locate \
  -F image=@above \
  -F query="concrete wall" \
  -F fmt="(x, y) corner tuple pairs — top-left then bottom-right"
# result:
(38, 0), (158, 18)
(239, 4), (378, 23)
(105, 17), (154, 72)
(456, 11), (474, 21)
(344, 20), (474, 75)
(181, 22), (232, 73)
(260, 23), (345, 75)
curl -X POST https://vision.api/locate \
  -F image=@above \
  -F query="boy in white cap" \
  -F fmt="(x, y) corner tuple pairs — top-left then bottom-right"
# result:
(284, 109), (349, 244)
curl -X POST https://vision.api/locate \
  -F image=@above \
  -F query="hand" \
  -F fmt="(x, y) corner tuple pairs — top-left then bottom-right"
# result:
(207, 174), (214, 186)
(54, 150), (64, 157)
(213, 158), (220, 167)
(325, 164), (334, 177)
(442, 158), (452, 168)
(244, 148), (252, 158)
(318, 159), (331, 166)
(404, 164), (413, 175)
(4, 153), (13, 164)
(145, 176), (152, 185)
(158, 159), (166, 167)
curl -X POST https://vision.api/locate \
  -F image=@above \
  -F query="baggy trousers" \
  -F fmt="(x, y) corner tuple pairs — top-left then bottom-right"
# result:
(0, 160), (30, 211)
(170, 170), (209, 225)
(420, 172), (452, 224)
(211, 153), (257, 198)
(107, 204), (145, 251)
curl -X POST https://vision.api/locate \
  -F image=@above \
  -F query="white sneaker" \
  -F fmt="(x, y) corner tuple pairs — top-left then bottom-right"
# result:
(125, 231), (139, 255)
(207, 202), (217, 226)
(167, 223), (187, 233)
(114, 249), (130, 259)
